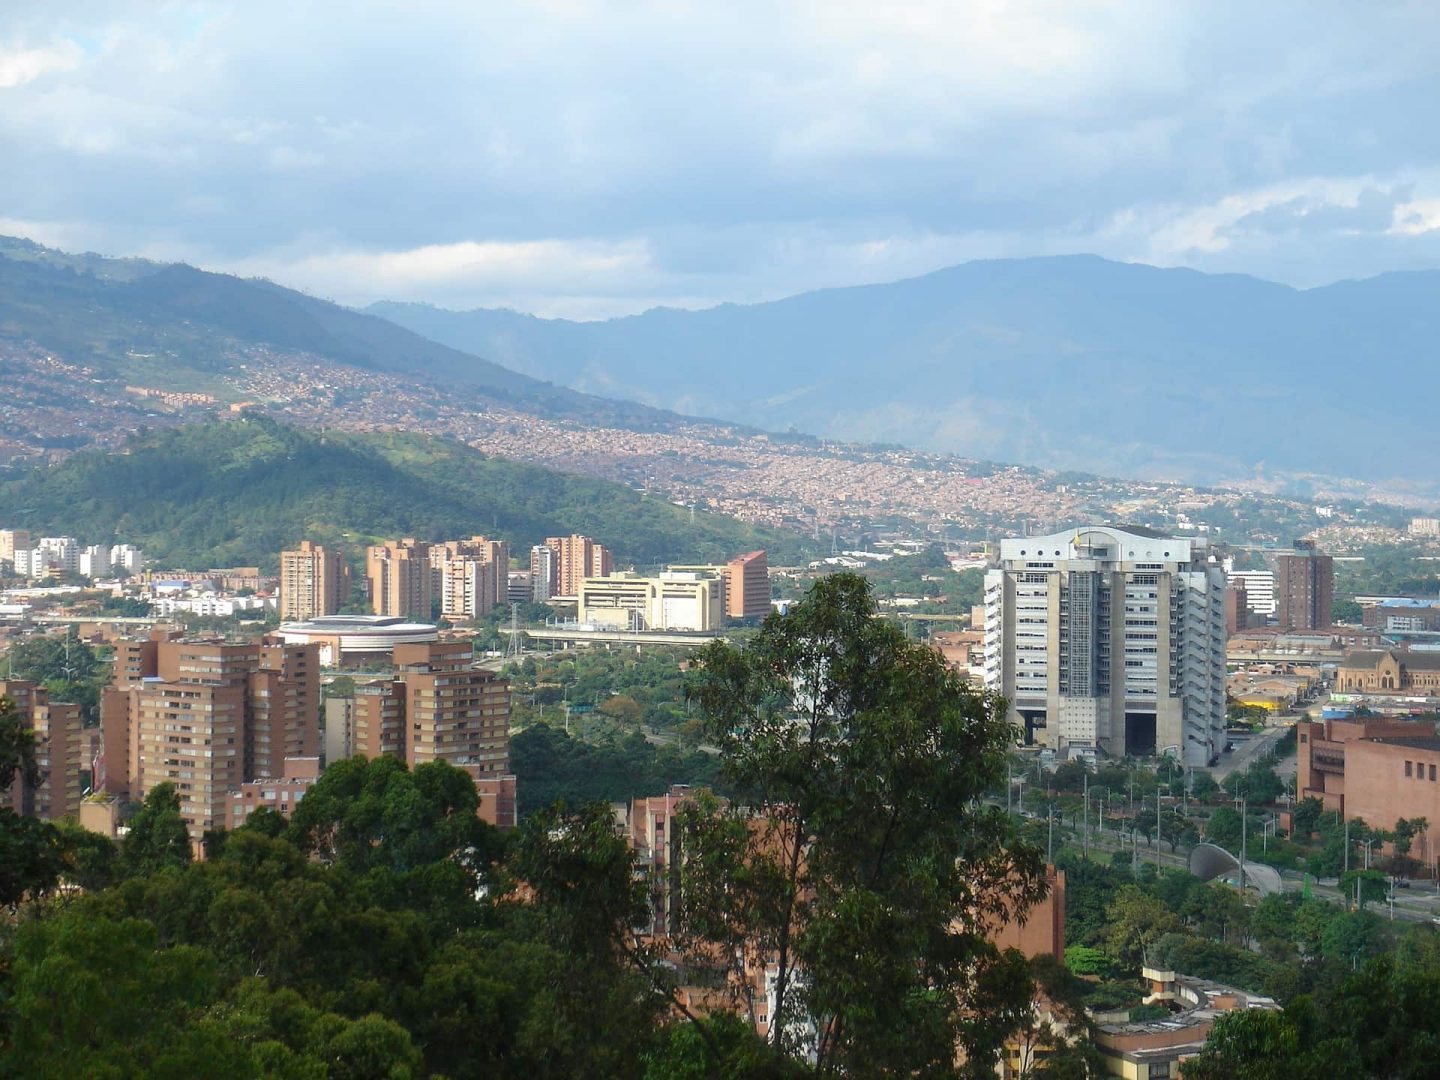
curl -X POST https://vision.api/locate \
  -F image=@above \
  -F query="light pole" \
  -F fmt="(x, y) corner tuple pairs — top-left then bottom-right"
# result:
(1234, 792), (1248, 892)
(1016, 776), (1026, 816)
(1362, 838), (1376, 870)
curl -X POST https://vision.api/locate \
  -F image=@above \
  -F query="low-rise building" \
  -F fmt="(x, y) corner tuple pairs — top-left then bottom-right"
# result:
(226, 755), (321, 830)
(1335, 648), (1440, 695)
(1298, 716), (1440, 866)
(274, 614), (438, 666)
(1093, 968), (1278, 1080)
(578, 571), (724, 632)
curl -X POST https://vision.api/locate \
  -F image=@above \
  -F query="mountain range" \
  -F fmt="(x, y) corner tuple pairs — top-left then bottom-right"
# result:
(371, 256), (1440, 490)
(0, 235), (677, 431)
(2, 232), (1436, 500)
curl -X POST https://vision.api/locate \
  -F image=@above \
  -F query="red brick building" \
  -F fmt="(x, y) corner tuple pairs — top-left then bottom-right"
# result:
(1298, 716), (1440, 867)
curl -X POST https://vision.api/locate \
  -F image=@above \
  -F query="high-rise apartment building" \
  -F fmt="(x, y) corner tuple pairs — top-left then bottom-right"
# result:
(280, 540), (352, 621)
(1274, 542), (1334, 633)
(725, 550), (770, 619)
(367, 539), (432, 620)
(428, 536), (509, 620)
(1225, 570), (1276, 618)
(100, 632), (320, 839)
(983, 526), (1227, 765)
(1, 679), (83, 820)
(530, 544), (556, 602)
(545, 534), (613, 597)
(396, 641), (510, 773)
(0, 528), (30, 567)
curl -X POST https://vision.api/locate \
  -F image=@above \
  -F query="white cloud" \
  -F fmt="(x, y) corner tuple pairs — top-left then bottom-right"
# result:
(0, 2), (1438, 313)
(0, 40), (81, 88)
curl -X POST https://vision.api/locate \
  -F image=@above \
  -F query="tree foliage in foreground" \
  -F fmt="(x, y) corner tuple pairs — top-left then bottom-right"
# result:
(679, 573), (1047, 1075)
(0, 575), (1060, 1078)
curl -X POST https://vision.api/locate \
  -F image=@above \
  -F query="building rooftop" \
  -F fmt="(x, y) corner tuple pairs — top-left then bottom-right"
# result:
(278, 615), (437, 634)
(1343, 649), (1440, 671)
(1370, 736), (1440, 752)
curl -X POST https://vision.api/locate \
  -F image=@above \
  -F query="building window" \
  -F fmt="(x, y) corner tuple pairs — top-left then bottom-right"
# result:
(1406, 761), (1414, 777)
(1431, 764), (1437, 781)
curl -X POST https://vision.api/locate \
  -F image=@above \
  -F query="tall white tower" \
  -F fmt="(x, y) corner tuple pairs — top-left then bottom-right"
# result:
(984, 525), (1226, 766)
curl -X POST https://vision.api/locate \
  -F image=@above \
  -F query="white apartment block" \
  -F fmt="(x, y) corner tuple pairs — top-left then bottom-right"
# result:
(1225, 569), (1276, 617)
(984, 526), (1227, 766)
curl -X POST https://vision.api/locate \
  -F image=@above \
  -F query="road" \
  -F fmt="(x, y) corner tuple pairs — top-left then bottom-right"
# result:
(1211, 725), (1288, 781)
(1053, 821), (1440, 925)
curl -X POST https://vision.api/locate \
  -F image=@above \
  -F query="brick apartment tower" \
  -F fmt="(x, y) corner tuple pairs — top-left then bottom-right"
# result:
(430, 536), (509, 620)
(100, 631), (320, 839)
(345, 640), (515, 826)
(545, 534), (613, 597)
(1, 679), (83, 820)
(367, 538), (432, 620)
(279, 540), (352, 621)
(725, 550), (771, 619)
(1275, 542), (1334, 632)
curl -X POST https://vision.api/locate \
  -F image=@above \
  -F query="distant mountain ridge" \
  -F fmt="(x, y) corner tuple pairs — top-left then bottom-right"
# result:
(369, 256), (1440, 487)
(0, 235), (682, 430)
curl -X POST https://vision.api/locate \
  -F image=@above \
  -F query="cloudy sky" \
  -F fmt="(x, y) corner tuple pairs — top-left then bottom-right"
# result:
(2, 1), (1439, 317)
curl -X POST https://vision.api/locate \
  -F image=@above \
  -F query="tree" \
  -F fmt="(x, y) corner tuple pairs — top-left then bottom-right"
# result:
(0, 693), (63, 905)
(1188, 771), (1221, 803)
(1291, 796), (1324, 841)
(121, 781), (193, 876)
(0, 692), (42, 793)
(680, 574), (1046, 1075)
(4, 632), (106, 721)
(287, 755), (500, 878)
(1204, 806), (1243, 851)
(1104, 884), (1182, 968)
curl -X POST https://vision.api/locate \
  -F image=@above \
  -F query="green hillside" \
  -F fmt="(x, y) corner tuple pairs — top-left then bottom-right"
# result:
(0, 417), (810, 570)
(0, 235), (678, 429)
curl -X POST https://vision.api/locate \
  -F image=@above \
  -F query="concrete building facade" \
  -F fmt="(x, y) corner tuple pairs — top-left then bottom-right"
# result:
(578, 571), (724, 632)
(529, 544), (556, 602)
(1226, 570), (1276, 618)
(983, 526), (1227, 765)
(430, 536), (509, 621)
(327, 641), (515, 826)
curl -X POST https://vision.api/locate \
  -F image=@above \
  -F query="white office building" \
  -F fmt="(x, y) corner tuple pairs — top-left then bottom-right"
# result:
(1225, 568), (1276, 618)
(984, 525), (1227, 766)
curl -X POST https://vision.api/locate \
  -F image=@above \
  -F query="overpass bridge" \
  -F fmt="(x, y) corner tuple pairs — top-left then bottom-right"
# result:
(504, 626), (720, 649)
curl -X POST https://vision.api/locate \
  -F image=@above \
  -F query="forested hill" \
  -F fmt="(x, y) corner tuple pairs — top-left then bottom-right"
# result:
(0, 417), (809, 570)
(0, 235), (677, 430)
